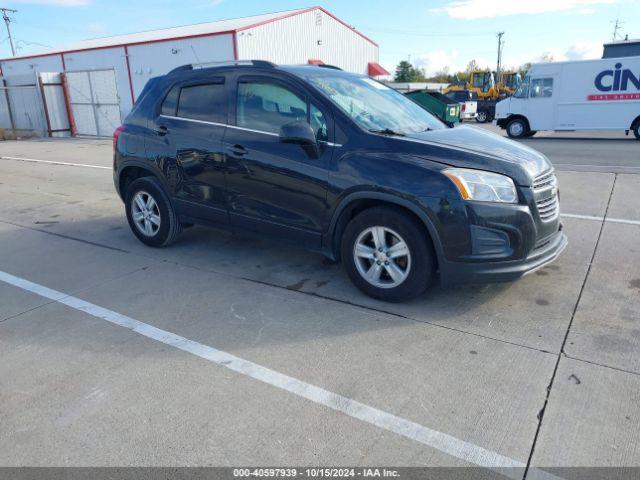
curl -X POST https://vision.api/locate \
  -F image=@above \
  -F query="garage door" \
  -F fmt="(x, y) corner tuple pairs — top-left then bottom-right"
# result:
(65, 69), (121, 137)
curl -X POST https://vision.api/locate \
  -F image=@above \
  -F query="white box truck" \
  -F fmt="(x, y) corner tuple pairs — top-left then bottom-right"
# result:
(494, 56), (640, 139)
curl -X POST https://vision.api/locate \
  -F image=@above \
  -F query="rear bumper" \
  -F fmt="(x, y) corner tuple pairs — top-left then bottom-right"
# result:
(439, 229), (568, 287)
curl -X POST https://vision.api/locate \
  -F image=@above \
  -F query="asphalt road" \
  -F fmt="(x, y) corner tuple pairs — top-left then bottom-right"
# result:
(475, 123), (640, 174)
(0, 136), (639, 477)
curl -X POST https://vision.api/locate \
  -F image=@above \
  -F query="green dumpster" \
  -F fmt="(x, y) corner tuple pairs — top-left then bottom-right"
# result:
(404, 90), (461, 125)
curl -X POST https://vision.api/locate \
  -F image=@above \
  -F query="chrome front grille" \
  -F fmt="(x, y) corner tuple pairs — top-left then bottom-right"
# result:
(534, 171), (559, 222)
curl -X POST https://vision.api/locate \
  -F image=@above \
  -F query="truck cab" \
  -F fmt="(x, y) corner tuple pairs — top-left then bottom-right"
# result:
(495, 57), (640, 139)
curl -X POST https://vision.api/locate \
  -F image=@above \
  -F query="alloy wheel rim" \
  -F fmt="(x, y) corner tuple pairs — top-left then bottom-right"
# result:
(353, 226), (411, 289)
(132, 191), (161, 237)
(477, 111), (486, 122)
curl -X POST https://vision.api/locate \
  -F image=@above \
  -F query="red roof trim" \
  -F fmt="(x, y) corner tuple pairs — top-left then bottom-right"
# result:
(235, 6), (378, 47)
(368, 62), (389, 76)
(308, 58), (324, 65)
(0, 6), (377, 63)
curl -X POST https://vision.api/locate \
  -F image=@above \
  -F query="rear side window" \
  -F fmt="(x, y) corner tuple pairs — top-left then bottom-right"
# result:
(176, 82), (226, 123)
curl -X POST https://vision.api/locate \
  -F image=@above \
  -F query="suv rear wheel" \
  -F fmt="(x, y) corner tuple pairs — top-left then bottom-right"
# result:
(506, 118), (529, 138)
(341, 206), (435, 302)
(125, 176), (182, 247)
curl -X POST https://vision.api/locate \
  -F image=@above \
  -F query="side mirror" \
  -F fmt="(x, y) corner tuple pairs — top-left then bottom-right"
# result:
(279, 121), (320, 158)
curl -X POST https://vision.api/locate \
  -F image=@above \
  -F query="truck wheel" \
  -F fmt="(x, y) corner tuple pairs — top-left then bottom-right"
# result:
(506, 118), (529, 138)
(524, 130), (537, 138)
(341, 206), (435, 302)
(476, 110), (488, 123)
(633, 122), (640, 140)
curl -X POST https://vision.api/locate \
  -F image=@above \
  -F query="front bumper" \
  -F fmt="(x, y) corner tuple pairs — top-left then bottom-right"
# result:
(439, 228), (568, 286)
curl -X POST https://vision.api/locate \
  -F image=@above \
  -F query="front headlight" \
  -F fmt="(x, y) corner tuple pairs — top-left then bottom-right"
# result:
(443, 168), (518, 203)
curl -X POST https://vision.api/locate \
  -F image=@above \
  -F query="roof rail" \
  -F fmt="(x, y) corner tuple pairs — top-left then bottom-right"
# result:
(168, 60), (277, 75)
(317, 64), (342, 71)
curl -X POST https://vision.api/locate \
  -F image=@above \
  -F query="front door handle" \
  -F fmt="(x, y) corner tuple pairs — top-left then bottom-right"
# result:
(156, 125), (168, 136)
(229, 144), (248, 156)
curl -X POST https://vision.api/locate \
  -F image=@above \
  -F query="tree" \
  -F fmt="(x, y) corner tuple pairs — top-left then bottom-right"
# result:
(518, 62), (532, 76)
(394, 60), (427, 82)
(466, 59), (479, 72)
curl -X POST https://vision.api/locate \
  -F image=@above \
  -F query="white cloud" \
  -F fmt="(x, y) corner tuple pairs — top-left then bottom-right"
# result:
(412, 49), (493, 76)
(432, 0), (615, 19)
(13, 0), (92, 5)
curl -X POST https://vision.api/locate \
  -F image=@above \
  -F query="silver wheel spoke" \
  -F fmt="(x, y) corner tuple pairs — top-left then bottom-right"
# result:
(134, 195), (146, 211)
(384, 261), (406, 284)
(133, 211), (145, 222)
(387, 241), (409, 259)
(149, 214), (161, 226)
(146, 196), (156, 210)
(355, 244), (375, 259)
(354, 225), (412, 289)
(371, 226), (387, 250)
(144, 219), (153, 235)
(365, 262), (383, 282)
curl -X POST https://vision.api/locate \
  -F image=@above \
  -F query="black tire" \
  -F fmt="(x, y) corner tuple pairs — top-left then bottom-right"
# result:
(506, 117), (529, 138)
(633, 122), (640, 140)
(125, 176), (182, 247)
(524, 130), (537, 138)
(476, 109), (488, 123)
(341, 206), (436, 302)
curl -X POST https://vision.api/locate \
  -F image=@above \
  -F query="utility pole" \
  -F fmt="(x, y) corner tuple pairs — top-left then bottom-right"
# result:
(496, 31), (505, 80)
(1, 7), (17, 56)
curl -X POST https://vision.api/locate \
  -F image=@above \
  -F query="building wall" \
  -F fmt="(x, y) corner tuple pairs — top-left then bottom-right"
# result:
(62, 46), (132, 117)
(0, 55), (64, 85)
(236, 9), (378, 75)
(127, 33), (234, 100)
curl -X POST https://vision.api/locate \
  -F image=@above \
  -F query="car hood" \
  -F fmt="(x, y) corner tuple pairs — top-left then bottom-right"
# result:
(395, 125), (551, 185)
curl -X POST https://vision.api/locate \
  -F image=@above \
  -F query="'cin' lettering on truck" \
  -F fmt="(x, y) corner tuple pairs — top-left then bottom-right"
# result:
(589, 62), (640, 101)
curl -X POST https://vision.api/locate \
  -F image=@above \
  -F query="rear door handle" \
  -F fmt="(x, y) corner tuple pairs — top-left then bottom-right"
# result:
(229, 144), (248, 156)
(156, 125), (168, 136)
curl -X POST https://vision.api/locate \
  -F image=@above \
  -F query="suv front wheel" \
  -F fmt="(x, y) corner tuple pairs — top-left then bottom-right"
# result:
(125, 176), (182, 247)
(341, 206), (435, 302)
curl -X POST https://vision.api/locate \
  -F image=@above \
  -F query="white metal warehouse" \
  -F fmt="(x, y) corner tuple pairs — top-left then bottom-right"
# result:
(0, 6), (387, 137)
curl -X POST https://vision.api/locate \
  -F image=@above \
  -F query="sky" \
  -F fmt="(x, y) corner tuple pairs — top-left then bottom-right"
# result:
(1, 0), (639, 75)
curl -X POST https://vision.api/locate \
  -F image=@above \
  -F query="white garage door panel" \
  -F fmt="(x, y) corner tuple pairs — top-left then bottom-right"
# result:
(66, 69), (121, 137)
(72, 104), (98, 136)
(95, 105), (121, 136)
(66, 71), (92, 104)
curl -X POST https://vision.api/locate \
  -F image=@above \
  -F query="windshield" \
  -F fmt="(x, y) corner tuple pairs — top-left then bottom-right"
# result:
(300, 72), (444, 134)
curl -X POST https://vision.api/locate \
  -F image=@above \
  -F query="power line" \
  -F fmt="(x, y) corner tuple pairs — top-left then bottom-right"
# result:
(0, 6), (17, 56)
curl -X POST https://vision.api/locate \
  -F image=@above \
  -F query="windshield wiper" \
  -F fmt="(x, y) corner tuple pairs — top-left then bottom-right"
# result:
(369, 128), (405, 137)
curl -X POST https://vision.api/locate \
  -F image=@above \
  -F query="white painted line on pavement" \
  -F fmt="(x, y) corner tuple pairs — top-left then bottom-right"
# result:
(562, 213), (640, 226)
(0, 156), (110, 170)
(0, 269), (560, 480)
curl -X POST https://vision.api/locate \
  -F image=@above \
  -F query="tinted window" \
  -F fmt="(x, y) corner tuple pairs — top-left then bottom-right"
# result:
(177, 82), (226, 123)
(161, 85), (179, 116)
(530, 78), (553, 98)
(237, 81), (308, 134)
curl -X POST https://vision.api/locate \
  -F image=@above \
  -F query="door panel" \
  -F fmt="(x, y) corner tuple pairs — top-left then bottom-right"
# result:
(224, 76), (332, 249)
(147, 77), (228, 225)
(527, 77), (556, 131)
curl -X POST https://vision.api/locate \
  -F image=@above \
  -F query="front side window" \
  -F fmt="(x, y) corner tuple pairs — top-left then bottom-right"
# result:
(237, 82), (307, 135)
(301, 73), (444, 134)
(513, 75), (530, 98)
(177, 82), (226, 123)
(530, 78), (553, 98)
